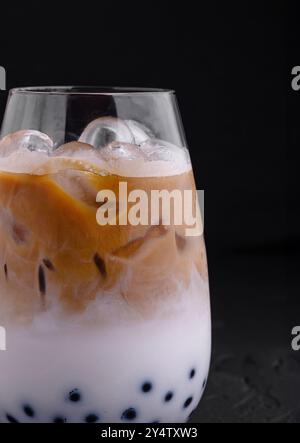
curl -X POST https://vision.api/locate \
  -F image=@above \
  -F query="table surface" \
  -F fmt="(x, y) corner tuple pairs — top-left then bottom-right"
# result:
(189, 251), (298, 423)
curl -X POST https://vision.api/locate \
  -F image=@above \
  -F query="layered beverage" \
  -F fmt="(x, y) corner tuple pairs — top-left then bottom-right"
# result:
(0, 87), (211, 423)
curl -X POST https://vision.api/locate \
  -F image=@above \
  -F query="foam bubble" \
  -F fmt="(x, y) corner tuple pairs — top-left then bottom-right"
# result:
(99, 140), (191, 177)
(0, 149), (49, 174)
(0, 136), (191, 177)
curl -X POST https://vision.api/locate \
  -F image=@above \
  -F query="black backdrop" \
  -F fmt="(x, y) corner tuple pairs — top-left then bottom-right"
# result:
(0, 2), (286, 254)
(0, 1), (297, 422)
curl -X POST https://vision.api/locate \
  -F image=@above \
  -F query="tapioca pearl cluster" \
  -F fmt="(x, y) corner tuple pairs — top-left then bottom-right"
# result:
(126, 366), (206, 423)
(3, 367), (208, 423)
(5, 403), (36, 423)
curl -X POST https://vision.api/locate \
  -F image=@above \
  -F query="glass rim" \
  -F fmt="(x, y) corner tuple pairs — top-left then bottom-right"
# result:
(9, 86), (175, 96)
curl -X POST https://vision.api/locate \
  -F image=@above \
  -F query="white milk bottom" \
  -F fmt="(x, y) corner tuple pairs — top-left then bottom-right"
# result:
(0, 294), (210, 423)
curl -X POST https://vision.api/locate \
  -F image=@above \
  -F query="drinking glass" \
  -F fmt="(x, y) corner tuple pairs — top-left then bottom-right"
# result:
(0, 87), (211, 423)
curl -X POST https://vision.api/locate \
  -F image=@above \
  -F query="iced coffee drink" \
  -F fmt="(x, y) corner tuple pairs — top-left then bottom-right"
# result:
(0, 87), (210, 423)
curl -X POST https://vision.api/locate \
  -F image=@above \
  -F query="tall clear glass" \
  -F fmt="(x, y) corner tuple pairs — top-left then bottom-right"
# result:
(0, 87), (211, 423)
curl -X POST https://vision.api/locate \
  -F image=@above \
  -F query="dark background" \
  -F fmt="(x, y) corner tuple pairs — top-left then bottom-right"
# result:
(0, 1), (297, 422)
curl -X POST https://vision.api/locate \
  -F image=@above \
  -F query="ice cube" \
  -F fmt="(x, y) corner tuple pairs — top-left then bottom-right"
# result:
(99, 141), (146, 161)
(54, 141), (95, 157)
(52, 169), (100, 206)
(79, 117), (134, 149)
(125, 120), (154, 144)
(0, 130), (53, 157)
(0, 150), (53, 174)
(52, 141), (107, 169)
(139, 138), (188, 162)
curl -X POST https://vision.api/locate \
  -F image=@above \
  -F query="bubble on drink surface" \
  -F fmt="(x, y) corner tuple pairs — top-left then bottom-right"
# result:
(79, 117), (134, 149)
(99, 141), (146, 161)
(0, 130), (53, 157)
(140, 138), (190, 163)
(125, 120), (154, 144)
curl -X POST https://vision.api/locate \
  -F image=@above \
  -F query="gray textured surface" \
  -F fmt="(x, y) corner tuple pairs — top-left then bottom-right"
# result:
(189, 251), (298, 423)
